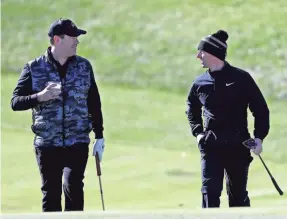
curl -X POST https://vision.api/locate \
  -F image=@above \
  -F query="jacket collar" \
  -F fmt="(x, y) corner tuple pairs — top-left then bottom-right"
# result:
(208, 61), (231, 78)
(44, 46), (76, 67)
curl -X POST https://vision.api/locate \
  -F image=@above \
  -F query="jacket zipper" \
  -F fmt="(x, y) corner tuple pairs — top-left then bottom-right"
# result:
(61, 78), (65, 147)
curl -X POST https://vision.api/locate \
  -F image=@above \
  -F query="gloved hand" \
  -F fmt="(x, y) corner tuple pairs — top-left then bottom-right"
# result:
(196, 133), (205, 143)
(92, 138), (105, 162)
(197, 130), (217, 147)
(251, 138), (263, 155)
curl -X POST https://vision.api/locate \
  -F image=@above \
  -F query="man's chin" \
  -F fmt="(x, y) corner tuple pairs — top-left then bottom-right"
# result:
(71, 48), (77, 55)
(70, 51), (77, 56)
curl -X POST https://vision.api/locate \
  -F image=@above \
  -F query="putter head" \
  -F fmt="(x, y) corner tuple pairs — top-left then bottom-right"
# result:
(242, 138), (256, 150)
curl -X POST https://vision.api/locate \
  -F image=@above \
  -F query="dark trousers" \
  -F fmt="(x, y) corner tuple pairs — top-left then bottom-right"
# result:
(34, 143), (89, 212)
(199, 138), (253, 208)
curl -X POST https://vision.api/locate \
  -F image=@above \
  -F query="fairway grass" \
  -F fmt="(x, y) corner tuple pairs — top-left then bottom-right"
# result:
(1, 76), (287, 214)
(2, 208), (287, 219)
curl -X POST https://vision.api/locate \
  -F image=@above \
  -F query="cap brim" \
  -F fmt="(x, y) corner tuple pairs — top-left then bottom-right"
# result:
(76, 29), (87, 36)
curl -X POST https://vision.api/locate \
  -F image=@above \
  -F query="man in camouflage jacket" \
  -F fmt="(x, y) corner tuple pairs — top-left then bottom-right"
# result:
(11, 18), (105, 212)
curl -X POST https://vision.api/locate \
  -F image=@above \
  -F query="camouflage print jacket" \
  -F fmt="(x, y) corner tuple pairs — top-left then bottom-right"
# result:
(30, 51), (93, 147)
(11, 49), (104, 148)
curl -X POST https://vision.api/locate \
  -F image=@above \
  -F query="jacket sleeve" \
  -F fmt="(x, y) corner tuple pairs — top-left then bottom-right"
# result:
(87, 65), (104, 139)
(246, 73), (270, 140)
(11, 64), (39, 111)
(186, 82), (204, 137)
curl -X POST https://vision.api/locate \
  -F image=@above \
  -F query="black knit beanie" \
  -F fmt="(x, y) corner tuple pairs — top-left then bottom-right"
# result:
(197, 30), (229, 61)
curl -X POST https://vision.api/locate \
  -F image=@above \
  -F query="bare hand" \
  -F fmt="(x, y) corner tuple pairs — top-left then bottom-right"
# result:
(37, 83), (61, 102)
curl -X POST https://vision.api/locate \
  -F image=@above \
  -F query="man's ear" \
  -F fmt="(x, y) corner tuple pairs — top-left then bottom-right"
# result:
(53, 35), (61, 44)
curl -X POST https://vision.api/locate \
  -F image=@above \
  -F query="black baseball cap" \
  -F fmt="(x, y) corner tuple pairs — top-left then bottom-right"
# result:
(48, 18), (87, 37)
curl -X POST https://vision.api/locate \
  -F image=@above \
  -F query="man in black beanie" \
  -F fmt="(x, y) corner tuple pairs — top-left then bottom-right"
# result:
(186, 30), (270, 208)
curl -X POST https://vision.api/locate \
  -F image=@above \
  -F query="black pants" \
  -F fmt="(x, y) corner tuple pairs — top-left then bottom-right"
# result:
(199, 136), (253, 208)
(34, 143), (89, 212)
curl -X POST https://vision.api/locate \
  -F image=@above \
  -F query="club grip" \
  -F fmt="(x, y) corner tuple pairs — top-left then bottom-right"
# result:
(271, 177), (284, 196)
(95, 154), (101, 176)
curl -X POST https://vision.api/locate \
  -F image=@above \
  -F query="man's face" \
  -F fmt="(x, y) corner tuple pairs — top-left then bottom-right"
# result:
(55, 35), (79, 57)
(196, 50), (216, 68)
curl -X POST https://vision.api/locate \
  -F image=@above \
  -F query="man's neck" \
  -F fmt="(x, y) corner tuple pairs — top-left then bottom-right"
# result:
(209, 61), (225, 72)
(51, 46), (68, 66)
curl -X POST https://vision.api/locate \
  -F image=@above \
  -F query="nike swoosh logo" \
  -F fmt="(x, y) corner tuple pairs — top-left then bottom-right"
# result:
(226, 82), (235, 86)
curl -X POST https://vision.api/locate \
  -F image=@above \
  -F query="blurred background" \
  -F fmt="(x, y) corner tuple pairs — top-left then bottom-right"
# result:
(1, 0), (287, 215)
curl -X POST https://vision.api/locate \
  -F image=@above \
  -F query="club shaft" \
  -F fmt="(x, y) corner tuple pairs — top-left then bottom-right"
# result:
(95, 155), (105, 210)
(258, 155), (272, 177)
(95, 155), (101, 176)
(98, 175), (105, 211)
(258, 155), (283, 196)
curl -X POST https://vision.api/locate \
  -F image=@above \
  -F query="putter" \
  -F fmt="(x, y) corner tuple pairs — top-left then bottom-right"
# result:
(95, 153), (105, 210)
(243, 138), (284, 196)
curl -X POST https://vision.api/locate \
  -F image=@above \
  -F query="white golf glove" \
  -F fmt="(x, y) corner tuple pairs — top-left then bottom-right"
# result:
(196, 133), (205, 143)
(252, 138), (263, 155)
(92, 138), (105, 161)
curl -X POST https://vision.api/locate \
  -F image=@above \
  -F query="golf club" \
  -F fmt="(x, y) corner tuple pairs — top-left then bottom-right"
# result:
(258, 154), (283, 196)
(243, 138), (283, 196)
(95, 153), (105, 210)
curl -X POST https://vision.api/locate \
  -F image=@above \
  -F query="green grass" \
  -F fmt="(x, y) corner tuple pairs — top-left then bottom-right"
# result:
(1, 0), (287, 216)
(2, 75), (287, 214)
(2, 0), (287, 97)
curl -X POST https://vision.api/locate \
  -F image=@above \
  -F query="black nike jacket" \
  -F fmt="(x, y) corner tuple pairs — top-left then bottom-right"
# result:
(186, 62), (270, 141)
